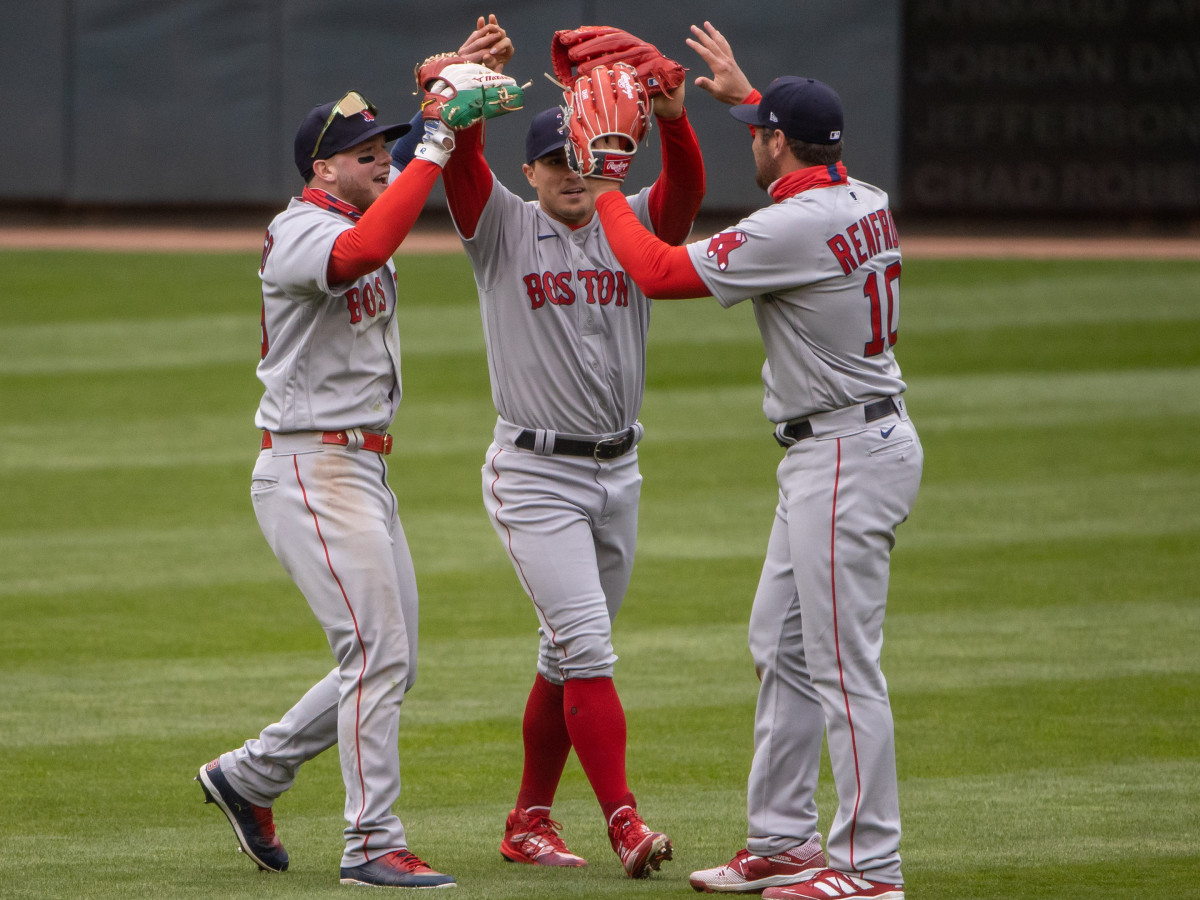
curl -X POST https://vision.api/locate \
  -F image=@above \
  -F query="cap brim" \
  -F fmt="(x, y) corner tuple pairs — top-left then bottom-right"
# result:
(321, 121), (412, 158)
(526, 140), (567, 165)
(729, 104), (765, 126)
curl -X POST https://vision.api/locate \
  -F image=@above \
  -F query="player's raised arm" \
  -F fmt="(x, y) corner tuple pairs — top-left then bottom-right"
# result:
(435, 16), (525, 237)
(686, 20), (756, 105)
(296, 92), (455, 285)
(392, 13), (515, 176)
(645, 81), (706, 246)
(565, 67), (708, 299)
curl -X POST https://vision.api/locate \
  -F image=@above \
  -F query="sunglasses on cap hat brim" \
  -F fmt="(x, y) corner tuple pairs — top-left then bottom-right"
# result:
(311, 90), (378, 159)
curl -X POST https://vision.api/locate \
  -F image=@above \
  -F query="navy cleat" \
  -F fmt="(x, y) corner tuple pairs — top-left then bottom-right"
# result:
(340, 850), (457, 888)
(196, 758), (289, 872)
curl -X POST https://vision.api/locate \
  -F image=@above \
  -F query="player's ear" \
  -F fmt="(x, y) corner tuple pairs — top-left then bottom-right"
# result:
(522, 162), (536, 187)
(312, 158), (337, 184)
(769, 128), (790, 159)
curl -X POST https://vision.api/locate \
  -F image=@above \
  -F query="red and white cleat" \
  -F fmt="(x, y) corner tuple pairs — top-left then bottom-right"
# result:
(500, 807), (588, 867)
(762, 868), (903, 900)
(689, 833), (826, 893)
(607, 805), (672, 878)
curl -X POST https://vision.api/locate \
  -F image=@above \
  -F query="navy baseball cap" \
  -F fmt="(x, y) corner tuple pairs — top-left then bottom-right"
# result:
(294, 91), (410, 180)
(730, 76), (843, 144)
(525, 107), (569, 164)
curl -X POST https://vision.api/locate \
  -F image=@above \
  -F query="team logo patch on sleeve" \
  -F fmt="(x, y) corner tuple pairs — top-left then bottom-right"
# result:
(706, 230), (748, 271)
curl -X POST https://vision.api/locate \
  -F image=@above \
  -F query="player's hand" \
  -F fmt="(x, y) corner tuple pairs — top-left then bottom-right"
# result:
(686, 21), (753, 105)
(582, 165), (625, 200)
(651, 81), (685, 120)
(581, 138), (628, 199)
(458, 14), (514, 73)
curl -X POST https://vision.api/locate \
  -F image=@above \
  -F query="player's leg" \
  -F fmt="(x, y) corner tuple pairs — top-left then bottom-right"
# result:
(585, 452), (671, 875)
(559, 452), (671, 876)
(484, 446), (597, 865)
(688, 489), (830, 893)
(592, 451), (642, 624)
(258, 448), (415, 869)
(499, 461), (583, 866)
(218, 670), (340, 803)
(513, 674), (572, 814)
(499, 671), (587, 867)
(746, 499), (826, 854)
(485, 450), (623, 793)
(484, 447), (666, 874)
(785, 426), (922, 886)
(196, 450), (338, 872)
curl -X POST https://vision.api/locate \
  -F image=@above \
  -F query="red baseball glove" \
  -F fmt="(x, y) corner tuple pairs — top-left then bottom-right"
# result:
(552, 25), (686, 98)
(564, 61), (649, 182)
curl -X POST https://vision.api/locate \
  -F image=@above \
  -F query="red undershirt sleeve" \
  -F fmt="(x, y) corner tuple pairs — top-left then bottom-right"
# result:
(327, 159), (442, 284)
(442, 122), (492, 240)
(595, 191), (708, 299)
(645, 110), (705, 246)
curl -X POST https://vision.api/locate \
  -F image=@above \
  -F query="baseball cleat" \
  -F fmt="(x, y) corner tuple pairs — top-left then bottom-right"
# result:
(339, 849), (456, 888)
(689, 833), (826, 893)
(607, 805), (672, 878)
(500, 807), (588, 866)
(195, 758), (289, 872)
(761, 869), (903, 899)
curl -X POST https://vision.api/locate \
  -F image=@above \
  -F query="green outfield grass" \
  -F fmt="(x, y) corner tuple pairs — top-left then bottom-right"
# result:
(0, 250), (1197, 899)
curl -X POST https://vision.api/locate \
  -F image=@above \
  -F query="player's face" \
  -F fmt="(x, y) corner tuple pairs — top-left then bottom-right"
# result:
(323, 136), (392, 211)
(524, 150), (594, 226)
(752, 127), (783, 192)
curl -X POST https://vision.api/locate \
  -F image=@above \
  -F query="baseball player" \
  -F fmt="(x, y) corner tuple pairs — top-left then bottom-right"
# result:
(394, 21), (704, 879)
(577, 22), (923, 900)
(194, 50), (514, 888)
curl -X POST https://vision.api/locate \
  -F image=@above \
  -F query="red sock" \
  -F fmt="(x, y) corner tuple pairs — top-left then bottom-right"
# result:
(562, 676), (634, 819)
(515, 674), (572, 811)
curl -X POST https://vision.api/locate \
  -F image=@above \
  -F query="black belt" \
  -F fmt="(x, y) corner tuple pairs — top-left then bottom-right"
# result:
(515, 427), (638, 461)
(776, 397), (899, 447)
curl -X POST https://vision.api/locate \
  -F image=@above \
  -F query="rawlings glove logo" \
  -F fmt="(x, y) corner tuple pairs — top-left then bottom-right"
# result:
(616, 69), (637, 98)
(602, 157), (631, 179)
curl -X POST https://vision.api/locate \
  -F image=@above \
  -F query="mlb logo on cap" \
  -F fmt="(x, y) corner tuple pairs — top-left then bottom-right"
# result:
(730, 76), (844, 145)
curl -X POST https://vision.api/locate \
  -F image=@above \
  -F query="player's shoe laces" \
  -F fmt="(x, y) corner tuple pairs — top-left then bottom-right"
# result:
(195, 758), (289, 872)
(607, 805), (673, 878)
(339, 849), (457, 888)
(500, 807), (588, 867)
(689, 833), (826, 893)
(761, 868), (904, 900)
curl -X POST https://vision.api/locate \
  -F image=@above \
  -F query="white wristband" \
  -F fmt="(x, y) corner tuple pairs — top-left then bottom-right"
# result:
(414, 120), (455, 169)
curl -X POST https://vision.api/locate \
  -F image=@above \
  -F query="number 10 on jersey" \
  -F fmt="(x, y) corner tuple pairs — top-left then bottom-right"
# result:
(864, 261), (901, 356)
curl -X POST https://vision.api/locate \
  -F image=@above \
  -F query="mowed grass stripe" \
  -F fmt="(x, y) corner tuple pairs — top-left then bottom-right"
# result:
(6, 594), (1194, 742)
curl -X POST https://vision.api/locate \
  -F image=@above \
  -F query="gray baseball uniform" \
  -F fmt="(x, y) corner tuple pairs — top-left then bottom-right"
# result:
(464, 172), (657, 682)
(686, 171), (923, 885)
(219, 196), (418, 869)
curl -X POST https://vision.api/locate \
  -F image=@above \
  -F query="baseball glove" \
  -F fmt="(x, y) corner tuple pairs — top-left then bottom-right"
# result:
(414, 53), (526, 129)
(564, 61), (649, 182)
(551, 26), (686, 98)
